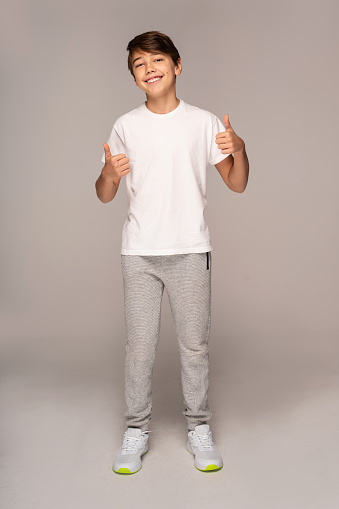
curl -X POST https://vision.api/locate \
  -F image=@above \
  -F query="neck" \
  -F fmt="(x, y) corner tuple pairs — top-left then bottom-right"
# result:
(145, 94), (180, 114)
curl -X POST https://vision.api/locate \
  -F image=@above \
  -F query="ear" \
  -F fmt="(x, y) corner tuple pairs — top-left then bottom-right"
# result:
(175, 58), (182, 75)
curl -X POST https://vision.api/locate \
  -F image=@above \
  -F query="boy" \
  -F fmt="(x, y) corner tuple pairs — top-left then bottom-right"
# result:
(95, 31), (249, 474)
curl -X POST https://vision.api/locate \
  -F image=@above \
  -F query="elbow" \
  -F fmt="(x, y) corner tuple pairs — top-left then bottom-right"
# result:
(229, 177), (249, 193)
(226, 180), (247, 193)
(229, 184), (247, 193)
(97, 195), (112, 204)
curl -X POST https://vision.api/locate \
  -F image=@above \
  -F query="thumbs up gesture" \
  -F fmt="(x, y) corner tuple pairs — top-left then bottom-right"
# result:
(215, 114), (244, 154)
(102, 143), (130, 180)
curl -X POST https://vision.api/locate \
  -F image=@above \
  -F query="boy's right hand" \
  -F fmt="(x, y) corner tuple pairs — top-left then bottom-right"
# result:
(102, 143), (130, 180)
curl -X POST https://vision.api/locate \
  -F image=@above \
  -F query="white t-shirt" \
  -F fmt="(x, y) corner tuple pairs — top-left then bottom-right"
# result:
(101, 98), (232, 255)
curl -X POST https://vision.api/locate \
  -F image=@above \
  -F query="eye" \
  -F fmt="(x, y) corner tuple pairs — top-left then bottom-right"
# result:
(136, 58), (163, 68)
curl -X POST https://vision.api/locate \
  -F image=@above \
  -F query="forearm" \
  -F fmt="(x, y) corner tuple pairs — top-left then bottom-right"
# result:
(228, 144), (249, 193)
(95, 171), (120, 203)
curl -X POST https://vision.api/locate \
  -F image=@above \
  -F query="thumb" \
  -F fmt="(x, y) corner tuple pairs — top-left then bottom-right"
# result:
(224, 114), (233, 131)
(103, 143), (112, 158)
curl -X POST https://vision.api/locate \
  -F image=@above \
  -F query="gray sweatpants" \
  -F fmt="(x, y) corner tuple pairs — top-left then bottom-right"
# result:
(120, 252), (213, 432)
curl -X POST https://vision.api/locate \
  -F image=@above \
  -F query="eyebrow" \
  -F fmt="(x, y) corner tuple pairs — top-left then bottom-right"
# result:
(132, 53), (163, 65)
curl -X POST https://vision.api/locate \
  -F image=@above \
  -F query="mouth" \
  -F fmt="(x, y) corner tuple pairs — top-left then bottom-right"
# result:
(144, 76), (163, 84)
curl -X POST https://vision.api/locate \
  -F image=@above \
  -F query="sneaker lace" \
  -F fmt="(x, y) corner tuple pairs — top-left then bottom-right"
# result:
(122, 430), (152, 452)
(192, 430), (214, 451)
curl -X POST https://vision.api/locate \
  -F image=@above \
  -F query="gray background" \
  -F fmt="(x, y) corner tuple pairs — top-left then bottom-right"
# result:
(1, 0), (338, 507)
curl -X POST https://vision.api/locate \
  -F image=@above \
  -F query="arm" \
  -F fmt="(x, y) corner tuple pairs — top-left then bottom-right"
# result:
(95, 170), (121, 203)
(95, 144), (130, 203)
(214, 114), (249, 193)
(214, 144), (249, 193)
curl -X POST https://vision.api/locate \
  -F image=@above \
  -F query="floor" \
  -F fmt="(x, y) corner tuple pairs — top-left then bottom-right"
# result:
(1, 331), (338, 509)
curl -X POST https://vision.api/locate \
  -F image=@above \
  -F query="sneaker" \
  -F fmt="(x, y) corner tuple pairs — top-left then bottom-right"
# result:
(187, 424), (223, 472)
(112, 428), (151, 474)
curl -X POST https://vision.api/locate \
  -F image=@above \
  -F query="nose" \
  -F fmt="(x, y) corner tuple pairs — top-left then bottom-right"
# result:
(145, 62), (156, 74)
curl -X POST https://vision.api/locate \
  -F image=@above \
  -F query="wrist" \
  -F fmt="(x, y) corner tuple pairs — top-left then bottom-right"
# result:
(100, 171), (113, 184)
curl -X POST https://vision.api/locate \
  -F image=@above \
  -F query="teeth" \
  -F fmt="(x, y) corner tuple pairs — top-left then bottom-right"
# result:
(146, 77), (161, 83)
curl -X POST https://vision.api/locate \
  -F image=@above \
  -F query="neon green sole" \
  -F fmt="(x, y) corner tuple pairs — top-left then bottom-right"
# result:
(113, 466), (142, 474)
(195, 464), (223, 472)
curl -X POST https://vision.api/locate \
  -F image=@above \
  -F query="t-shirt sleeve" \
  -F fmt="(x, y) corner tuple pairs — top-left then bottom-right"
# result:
(101, 121), (126, 164)
(208, 116), (233, 166)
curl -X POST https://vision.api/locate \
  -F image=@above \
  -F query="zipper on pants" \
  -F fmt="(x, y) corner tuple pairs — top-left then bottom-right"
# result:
(206, 252), (209, 270)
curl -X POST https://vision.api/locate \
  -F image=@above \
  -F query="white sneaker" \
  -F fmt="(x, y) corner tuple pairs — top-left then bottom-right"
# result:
(187, 424), (223, 471)
(112, 428), (151, 474)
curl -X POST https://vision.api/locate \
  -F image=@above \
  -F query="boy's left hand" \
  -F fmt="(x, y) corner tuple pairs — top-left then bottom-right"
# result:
(215, 114), (245, 154)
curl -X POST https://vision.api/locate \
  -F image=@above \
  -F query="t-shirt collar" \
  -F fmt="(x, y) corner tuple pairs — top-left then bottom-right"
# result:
(142, 99), (183, 117)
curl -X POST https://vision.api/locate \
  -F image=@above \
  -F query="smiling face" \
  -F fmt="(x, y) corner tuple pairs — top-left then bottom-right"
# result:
(132, 50), (182, 96)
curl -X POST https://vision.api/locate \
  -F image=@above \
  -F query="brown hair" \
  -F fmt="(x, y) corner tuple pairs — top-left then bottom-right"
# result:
(127, 31), (181, 80)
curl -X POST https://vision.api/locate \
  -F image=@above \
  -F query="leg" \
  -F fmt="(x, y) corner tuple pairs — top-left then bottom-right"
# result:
(162, 252), (212, 431)
(121, 255), (164, 431)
